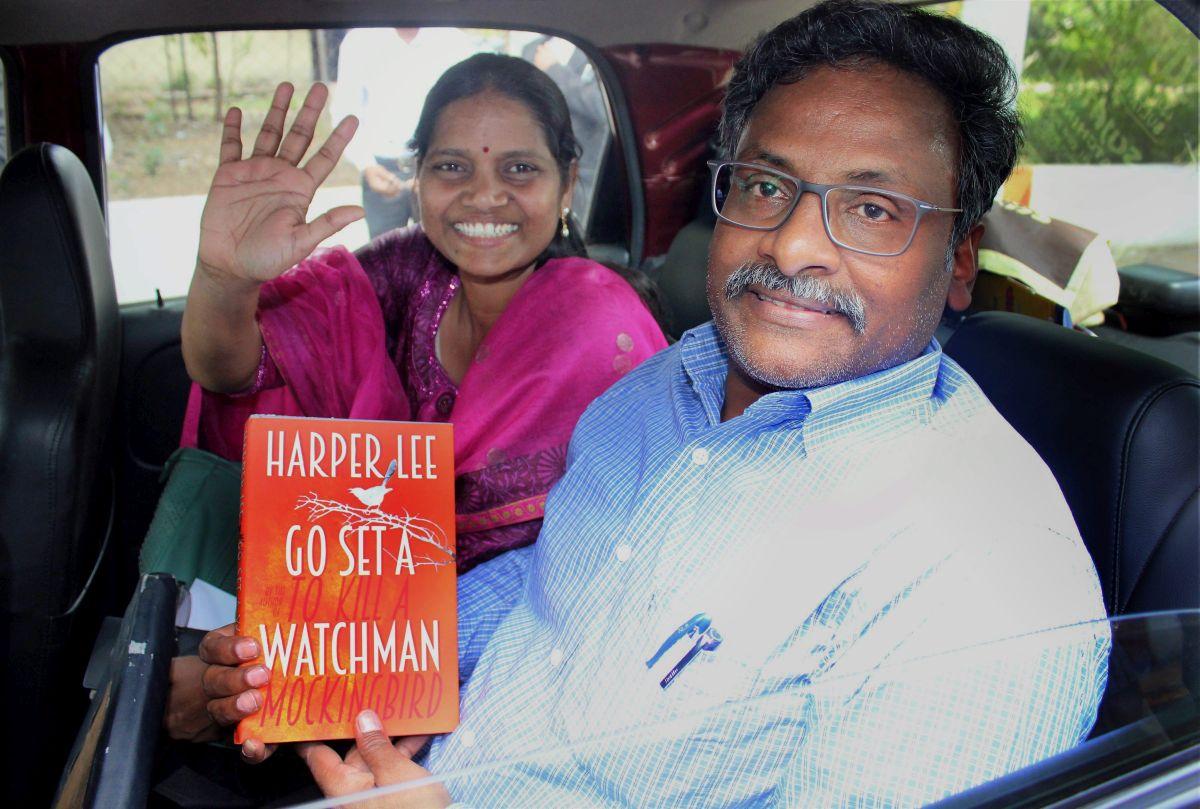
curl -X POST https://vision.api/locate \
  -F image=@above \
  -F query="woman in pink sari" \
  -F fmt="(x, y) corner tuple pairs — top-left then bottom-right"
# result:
(161, 55), (665, 751)
(179, 54), (666, 576)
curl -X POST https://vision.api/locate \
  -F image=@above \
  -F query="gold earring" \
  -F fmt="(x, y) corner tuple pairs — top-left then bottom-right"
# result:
(560, 207), (570, 239)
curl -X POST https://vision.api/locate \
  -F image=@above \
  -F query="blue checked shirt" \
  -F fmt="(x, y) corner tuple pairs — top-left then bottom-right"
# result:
(426, 323), (1110, 807)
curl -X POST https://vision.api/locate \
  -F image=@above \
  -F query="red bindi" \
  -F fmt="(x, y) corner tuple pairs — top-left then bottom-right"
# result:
(482, 146), (490, 153)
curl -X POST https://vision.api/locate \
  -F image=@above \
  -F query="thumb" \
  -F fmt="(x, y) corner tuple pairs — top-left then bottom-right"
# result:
(353, 711), (451, 807)
(295, 205), (365, 256)
(353, 710), (406, 785)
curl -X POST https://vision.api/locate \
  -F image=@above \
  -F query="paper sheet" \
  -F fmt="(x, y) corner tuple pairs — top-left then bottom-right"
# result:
(177, 577), (237, 630)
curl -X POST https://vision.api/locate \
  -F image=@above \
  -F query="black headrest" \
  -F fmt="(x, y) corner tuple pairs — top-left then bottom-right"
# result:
(945, 312), (1199, 615)
(0, 143), (120, 616)
(654, 213), (714, 339)
(0, 143), (118, 352)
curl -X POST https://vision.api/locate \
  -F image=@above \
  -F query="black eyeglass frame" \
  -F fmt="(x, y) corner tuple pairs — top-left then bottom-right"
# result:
(707, 160), (963, 257)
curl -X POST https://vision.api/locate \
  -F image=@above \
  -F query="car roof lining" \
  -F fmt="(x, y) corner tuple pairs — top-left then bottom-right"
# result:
(0, 0), (929, 49)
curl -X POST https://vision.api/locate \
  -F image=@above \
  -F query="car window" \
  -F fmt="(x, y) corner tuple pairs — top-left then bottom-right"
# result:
(933, 0), (1198, 277)
(273, 613), (1198, 808)
(97, 29), (612, 304)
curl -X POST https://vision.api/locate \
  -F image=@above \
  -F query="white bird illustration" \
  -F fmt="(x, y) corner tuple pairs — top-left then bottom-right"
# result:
(349, 459), (398, 510)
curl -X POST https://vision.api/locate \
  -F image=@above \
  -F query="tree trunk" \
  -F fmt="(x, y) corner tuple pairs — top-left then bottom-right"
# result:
(210, 32), (223, 121)
(226, 35), (242, 101)
(162, 36), (179, 122)
(177, 34), (194, 122)
(310, 30), (329, 82)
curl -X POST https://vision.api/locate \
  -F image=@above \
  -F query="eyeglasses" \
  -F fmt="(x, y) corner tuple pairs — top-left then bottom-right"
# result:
(708, 161), (962, 257)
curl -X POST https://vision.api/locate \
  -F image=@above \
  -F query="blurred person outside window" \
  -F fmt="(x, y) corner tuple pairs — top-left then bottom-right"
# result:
(332, 27), (475, 237)
(524, 36), (608, 227)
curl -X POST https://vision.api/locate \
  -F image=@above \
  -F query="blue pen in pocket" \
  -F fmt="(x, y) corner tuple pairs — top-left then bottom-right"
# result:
(646, 612), (724, 689)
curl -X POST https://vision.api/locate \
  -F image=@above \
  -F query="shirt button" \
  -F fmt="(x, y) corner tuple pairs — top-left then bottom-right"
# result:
(549, 648), (564, 666)
(691, 447), (710, 465)
(615, 544), (632, 562)
(458, 728), (476, 748)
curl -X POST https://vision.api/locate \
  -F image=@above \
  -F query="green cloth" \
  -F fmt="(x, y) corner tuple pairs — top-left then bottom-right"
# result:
(139, 447), (242, 594)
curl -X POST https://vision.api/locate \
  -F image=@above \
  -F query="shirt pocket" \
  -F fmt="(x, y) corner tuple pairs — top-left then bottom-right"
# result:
(553, 620), (762, 751)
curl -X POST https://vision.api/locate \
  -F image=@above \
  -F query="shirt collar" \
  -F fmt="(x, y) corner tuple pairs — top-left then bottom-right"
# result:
(677, 321), (944, 443)
(679, 322), (735, 426)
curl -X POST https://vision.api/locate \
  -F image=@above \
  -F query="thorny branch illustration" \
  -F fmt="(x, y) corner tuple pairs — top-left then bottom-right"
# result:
(296, 494), (455, 567)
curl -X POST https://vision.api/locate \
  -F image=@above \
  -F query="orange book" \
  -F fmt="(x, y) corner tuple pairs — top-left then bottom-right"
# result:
(235, 415), (458, 744)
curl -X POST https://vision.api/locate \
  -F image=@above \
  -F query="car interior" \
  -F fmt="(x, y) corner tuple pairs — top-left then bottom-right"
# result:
(0, 0), (1197, 806)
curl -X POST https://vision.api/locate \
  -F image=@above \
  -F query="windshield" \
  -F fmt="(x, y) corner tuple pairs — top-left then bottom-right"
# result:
(277, 611), (1198, 808)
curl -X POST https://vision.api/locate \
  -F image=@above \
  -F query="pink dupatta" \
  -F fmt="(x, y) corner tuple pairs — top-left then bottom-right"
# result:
(182, 245), (666, 570)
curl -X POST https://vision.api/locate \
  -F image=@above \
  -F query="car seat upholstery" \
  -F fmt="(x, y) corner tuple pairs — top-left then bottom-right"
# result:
(653, 207), (715, 338)
(0, 143), (121, 803)
(944, 311), (1200, 615)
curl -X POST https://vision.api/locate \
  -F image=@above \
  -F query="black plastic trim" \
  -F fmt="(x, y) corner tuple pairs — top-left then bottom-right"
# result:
(0, 45), (24, 160)
(1158, 0), (1200, 36)
(53, 573), (179, 809)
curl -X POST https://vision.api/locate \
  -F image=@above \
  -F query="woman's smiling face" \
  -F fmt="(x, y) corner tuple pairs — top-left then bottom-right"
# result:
(416, 90), (573, 284)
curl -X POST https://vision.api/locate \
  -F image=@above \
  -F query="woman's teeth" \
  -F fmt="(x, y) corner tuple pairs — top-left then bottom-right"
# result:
(454, 222), (519, 238)
(752, 290), (835, 314)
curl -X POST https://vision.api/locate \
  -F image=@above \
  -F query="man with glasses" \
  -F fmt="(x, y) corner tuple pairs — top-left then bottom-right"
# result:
(200, 1), (1108, 805)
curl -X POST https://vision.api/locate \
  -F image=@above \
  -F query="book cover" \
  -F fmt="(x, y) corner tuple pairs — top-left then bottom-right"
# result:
(235, 415), (457, 744)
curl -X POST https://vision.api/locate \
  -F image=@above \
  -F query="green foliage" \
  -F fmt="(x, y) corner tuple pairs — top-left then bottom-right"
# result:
(187, 32), (210, 57)
(167, 71), (189, 92)
(141, 145), (164, 176)
(1019, 0), (1198, 164)
(144, 101), (169, 138)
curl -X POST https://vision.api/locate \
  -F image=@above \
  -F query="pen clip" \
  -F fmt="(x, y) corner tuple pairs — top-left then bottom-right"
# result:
(660, 627), (723, 690)
(646, 612), (711, 669)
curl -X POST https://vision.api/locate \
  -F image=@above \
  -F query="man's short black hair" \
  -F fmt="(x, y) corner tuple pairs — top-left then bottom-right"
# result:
(720, 0), (1021, 245)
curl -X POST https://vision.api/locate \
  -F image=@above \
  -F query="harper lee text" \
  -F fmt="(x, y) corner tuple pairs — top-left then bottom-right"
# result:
(266, 428), (439, 480)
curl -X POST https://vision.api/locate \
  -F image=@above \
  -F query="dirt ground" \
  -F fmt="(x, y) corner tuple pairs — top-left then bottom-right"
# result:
(104, 89), (361, 200)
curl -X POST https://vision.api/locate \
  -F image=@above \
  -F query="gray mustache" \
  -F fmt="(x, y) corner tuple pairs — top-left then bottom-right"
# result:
(724, 261), (867, 333)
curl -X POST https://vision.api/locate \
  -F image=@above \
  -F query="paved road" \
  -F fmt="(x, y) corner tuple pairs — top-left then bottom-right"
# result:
(108, 185), (370, 303)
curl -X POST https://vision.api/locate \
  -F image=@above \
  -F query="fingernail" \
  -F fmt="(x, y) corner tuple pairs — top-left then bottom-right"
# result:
(237, 691), (259, 713)
(235, 639), (258, 660)
(356, 710), (382, 734)
(245, 666), (269, 687)
(241, 740), (259, 759)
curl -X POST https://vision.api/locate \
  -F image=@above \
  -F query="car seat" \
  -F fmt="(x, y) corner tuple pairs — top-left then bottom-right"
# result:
(944, 311), (1199, 615)
(937, 313), (1199, 795)
(0, 143), (121, 803)
(652, 204), (715, 339)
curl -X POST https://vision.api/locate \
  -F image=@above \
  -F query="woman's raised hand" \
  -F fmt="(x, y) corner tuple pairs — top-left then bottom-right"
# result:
(197, 82), (364, 285)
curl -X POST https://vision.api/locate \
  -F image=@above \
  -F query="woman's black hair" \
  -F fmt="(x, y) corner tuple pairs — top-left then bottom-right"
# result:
(410, 52), (669, 332)
(411, 52), (580, 182)
(719, 0), (1022, 247)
